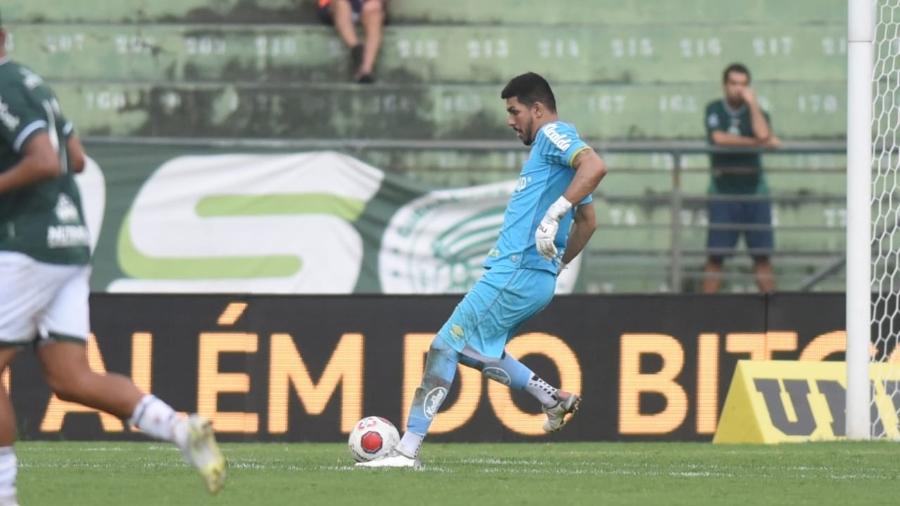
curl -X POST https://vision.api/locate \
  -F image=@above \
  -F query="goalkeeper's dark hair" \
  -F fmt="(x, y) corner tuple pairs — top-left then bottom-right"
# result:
(722, 63), (751, 84)
(501, 72), (557, 113)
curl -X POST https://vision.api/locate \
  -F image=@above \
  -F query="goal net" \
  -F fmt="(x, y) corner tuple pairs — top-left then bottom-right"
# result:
(869, 0), (900, 438)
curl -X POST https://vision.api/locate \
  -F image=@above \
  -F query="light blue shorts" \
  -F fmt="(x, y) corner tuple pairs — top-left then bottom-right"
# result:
(437, 265), (556, 358)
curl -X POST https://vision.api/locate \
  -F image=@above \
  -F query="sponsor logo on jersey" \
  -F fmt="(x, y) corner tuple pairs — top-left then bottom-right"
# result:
(20, 68), (44, 90)
(0, 98), (20, 131)
(450, 324), (465, 340)
(543, 123), (572, 151)
(514, 176), (530, 192)
(47, 225), (90, 248)
(423, 387), (448, 419)
(54, 195), (81, 223)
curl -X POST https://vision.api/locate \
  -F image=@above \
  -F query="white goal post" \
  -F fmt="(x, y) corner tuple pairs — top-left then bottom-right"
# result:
(846, 0), (873, 440)
(847, 0), (900, 439)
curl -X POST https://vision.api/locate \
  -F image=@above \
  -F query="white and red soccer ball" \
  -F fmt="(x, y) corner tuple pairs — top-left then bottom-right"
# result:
(348, 416), (400, 462)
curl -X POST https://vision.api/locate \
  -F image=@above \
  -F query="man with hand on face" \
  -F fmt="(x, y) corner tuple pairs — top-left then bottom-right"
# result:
(357, 72), (607, 469)
(703, 63), (781, 294)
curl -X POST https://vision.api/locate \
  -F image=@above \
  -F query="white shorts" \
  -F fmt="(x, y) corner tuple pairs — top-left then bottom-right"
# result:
(0, 252), (90, 345)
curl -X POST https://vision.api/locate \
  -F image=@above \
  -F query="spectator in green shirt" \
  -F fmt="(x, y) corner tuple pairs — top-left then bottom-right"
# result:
(702, 63), (781, 293)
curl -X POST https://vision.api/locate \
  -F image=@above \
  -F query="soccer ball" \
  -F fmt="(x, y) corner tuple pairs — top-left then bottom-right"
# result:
(348, 416), (400, 463)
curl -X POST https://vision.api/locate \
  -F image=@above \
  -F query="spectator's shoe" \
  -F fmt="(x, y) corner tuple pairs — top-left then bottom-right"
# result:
(356, 73), (375, 84)
(542, 391), (581, 433)
(355, 448), (422, 469)
(177, 415), (227, 494)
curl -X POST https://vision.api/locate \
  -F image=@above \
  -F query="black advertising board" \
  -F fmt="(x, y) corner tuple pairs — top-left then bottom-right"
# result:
(6, 293), (847, 442)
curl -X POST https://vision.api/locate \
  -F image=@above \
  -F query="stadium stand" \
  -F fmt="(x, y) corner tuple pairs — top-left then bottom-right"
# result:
(4, 0), (847, 292)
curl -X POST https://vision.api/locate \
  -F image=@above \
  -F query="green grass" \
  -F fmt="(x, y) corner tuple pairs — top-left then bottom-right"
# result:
(15, 441), (900, 506)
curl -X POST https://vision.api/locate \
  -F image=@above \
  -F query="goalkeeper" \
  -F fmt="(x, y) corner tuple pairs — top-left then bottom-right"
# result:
(359, 72), (607, 468)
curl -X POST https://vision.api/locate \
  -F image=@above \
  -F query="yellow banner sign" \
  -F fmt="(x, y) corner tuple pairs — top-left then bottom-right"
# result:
(714, 360), (900, 443)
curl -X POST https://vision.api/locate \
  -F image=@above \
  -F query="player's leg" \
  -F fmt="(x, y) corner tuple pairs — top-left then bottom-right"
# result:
(356, 0), (385, 82)
(745, 199), (776, 293)
(704, 196), (739, 293)
(35, 265), (225, 493)
(357, 335), (458, 468)
(457, 347), (556, 408)
(0, 349), (19, 506)
(458, 348), (579, 432)
(0, 251), (60, 506)
(459, 267), (579, 431)
(503, 269), (580, 431)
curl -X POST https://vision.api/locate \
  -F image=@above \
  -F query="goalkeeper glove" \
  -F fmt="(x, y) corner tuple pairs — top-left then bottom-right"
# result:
(535, 196), (573, 260)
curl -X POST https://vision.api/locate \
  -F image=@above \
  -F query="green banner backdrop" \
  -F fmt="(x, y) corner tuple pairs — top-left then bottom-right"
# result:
(82, 142), (587, 294)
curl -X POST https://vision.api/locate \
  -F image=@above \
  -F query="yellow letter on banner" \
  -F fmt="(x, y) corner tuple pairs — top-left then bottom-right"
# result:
(402, 334), (481, 433)
(488, 333), (582, 435)
(268, 333), (363, 434)
(619, 333), (687, 434)
(130, 332), (153, 393)
(197, 332), (258, 433)
(696, 333), (720, 434)
(41, 334), (124, 432)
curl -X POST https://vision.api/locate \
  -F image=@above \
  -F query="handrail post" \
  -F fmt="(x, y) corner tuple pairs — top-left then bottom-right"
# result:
(670, 150), (683, 292)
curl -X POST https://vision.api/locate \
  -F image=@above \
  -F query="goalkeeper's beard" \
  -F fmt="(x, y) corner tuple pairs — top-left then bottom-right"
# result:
(519, 119), (536, 145)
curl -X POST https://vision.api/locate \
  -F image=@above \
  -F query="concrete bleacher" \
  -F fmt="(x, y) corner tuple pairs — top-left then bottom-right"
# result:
(3, 0), (848, 293)
(5, 0), (845, 25)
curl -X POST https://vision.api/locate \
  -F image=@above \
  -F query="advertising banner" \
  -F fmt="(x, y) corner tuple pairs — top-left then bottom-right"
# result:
(7, 293), (851, 442)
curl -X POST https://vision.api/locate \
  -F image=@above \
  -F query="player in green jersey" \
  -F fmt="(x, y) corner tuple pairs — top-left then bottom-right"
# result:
(0, 14), (224, 504)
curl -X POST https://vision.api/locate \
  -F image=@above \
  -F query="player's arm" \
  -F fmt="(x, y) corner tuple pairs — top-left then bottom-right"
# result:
(0, 131), (61, 194)
(560, 202), (597, 266)
(67, 133), (86, 173)
(562, 148), (606, 204)
(536, 148), (607, 260)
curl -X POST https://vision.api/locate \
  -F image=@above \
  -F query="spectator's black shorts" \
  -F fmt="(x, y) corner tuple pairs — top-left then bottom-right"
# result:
(707, 197), (774, 261)
(317, 0), (364, 24)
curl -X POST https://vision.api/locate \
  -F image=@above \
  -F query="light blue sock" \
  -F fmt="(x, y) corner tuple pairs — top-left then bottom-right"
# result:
(459, 348), (558, 407)
(458, 347), (532, 390)
(494, 353), (535, 391)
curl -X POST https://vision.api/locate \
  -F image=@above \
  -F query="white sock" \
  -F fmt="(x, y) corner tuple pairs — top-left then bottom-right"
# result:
(525, 375), (559, 408)
(396, 432), (424, 457)
(130, 395), (182, 444)
(0, 447), (16, 500)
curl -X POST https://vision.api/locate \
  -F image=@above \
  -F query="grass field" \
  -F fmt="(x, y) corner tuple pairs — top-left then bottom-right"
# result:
(15, 441), (899, 505)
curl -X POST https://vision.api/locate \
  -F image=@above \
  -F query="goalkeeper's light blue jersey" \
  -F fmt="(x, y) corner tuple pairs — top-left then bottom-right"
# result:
(484, 120), (593, 275)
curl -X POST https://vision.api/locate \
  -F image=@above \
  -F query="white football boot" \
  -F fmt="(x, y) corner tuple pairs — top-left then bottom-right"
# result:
(355, 448), (422, 469)
(177, 415), (227, 494)
(543, 391), (582, 433)
(0, 494), (18, 506)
